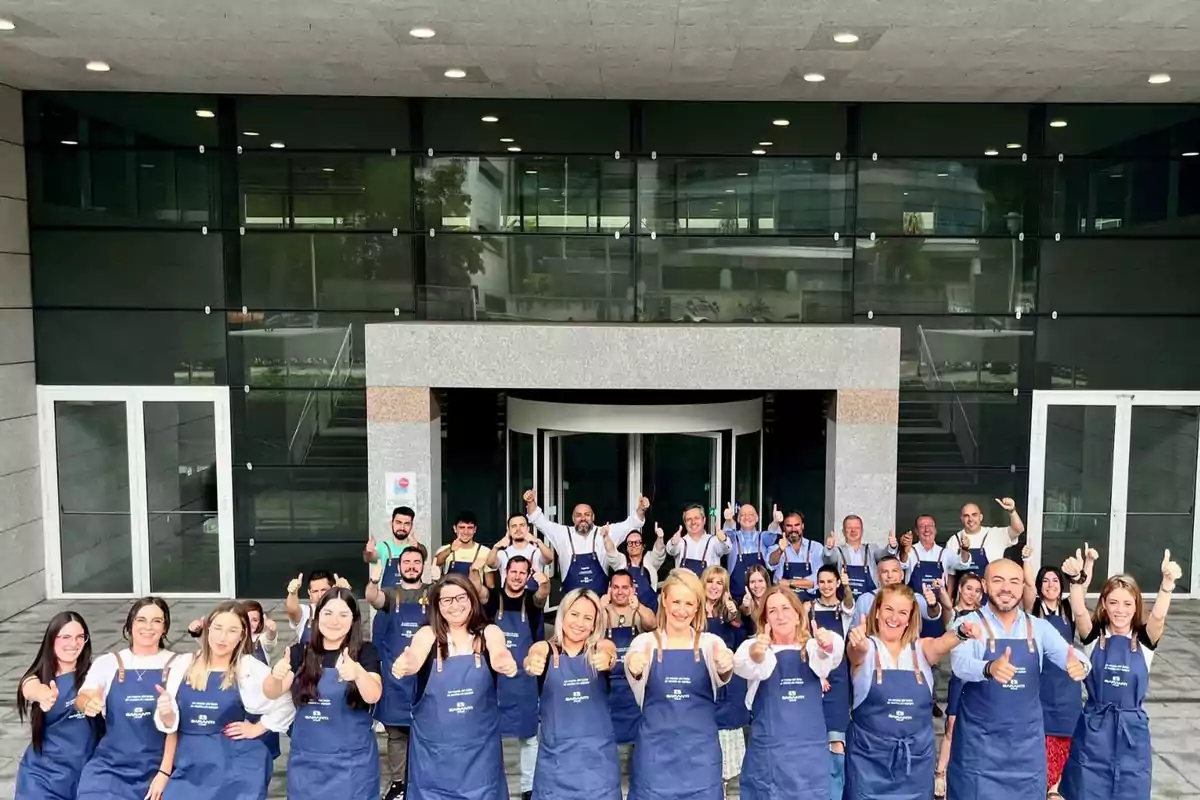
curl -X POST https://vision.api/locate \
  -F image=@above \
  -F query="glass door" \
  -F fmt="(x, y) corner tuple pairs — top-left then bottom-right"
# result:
(640, 433), (722, 537)
(1028, 391), (1200, 597)
(541, 432), (629, 527)
(40, 386), (235, 598)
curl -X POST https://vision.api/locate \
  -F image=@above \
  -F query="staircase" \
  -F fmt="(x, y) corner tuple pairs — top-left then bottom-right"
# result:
(897, 398), (976, 494)
(294, 391), (367, 492)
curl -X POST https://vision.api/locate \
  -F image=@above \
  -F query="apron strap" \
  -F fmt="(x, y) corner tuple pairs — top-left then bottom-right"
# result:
(1024, 615), (1035, 653)
(653, 630), (663, 664)
(911, 642), (923, 685)
(115, 651), (126, 683)
(979, 614), (998, 653)
(872, 638), (883, 684)
(162, 653), (179, 681)
(549, 642), (560, 669)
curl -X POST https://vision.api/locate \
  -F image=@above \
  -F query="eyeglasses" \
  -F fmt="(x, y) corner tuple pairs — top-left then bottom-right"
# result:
(55, 634), (88, 644)
(438, 593), (471, 609)
(133, 617), (165, 627)
(626, 540), (644, 548)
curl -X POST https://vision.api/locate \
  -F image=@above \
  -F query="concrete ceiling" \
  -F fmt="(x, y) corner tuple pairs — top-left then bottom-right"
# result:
(0, 0), (1199, 102)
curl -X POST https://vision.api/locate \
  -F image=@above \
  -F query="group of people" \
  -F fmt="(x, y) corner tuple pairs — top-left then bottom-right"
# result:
(13, 492), (1176, 800)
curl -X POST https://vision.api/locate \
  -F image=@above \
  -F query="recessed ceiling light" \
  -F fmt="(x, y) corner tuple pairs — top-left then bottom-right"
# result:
(409, 27), (436, 39)
(444, 68), (467, 79)
(1006, 143), (1021, 149)
(322, 167), (335, 173)
(984, 149), (999, 156)
(269, 141), (285, 149)
(507, 146), (522, 152)
(751, 149), (766, 155)
(481, 115), (499, 123)
(903, 191), (909, 196)
(500, 137), (515, 143)
(243, 131), (260, 137)
(1184, 151), (1199, 157)
(85, 61), (111, 72)
(773, 119), (790, 127)
(1050, 120), (1068, 128)
(758, 141), (773, 146)
(1148, 73), (1171, 84)
(803, 73), (826, 83)
(0, 19), (15, 31)
(526, 170), (538, 174)
(833, 32), (859, 44)
(725, 188), (735, 193)
(195, 109), (215, 119)
(937, 172), (949, 177)
(139, 163), (155, 169)
(737, 172), (749, 176)
(61, 139), (78, 146)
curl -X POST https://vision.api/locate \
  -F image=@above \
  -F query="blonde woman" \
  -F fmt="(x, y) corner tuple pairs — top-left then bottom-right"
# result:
(625, 569), (735, 800)
(845, 584), (976, 800)
(154, 601), (294, 799)
(734, 586), (842, 800)
(701, 565), (748, 788)
(524, 589), (620, 800)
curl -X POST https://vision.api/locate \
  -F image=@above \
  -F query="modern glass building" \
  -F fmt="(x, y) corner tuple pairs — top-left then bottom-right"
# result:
(6, 91), (1200, 604)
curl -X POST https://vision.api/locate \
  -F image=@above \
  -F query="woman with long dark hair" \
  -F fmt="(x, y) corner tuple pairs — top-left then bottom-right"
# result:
(391, 573), (520, 800)
(933, 572), (983, 798)
(15, 611), (100, 799)
(75, 597), (178, 800)
(264, 586), (383, 800)
(155, 600), (294, 799)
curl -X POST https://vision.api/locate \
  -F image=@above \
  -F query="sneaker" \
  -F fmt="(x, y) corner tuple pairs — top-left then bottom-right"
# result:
(384, 781), (405, 800)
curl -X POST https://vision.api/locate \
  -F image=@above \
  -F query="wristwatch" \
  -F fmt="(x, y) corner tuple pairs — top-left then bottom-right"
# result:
(955, 626), (971, 642)
(982, 660), (993, 679)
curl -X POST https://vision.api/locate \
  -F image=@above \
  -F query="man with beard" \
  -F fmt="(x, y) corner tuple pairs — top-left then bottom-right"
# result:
(524, 488), (649, 596)
(949, 498), (1025, 589)
(365, 544), (431, 800)
(948, 559), (1088, 800)
(434, 511), (495, 595)
(363, 506), (416, 588)
(486, 512), (555, 582)
(767, 509), (821, 598)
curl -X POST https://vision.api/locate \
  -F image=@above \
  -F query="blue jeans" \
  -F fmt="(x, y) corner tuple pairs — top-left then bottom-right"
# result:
(829, 749), (845, 800)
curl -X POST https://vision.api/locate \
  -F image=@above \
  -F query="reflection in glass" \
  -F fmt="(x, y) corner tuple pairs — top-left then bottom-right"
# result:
(860, 105), (1029, 157)
(642, 434), (718, 545)
(234, 389), (367, 467)
(1043, 105), (1200, 159)
(228, 312), (388, 388)
(642, 103), (847, 156)
(1040, 405), (1114, 580)
(423, 99), (630, 154)
(1124, 406), (1197, 593)
(54, 401), (133, 593)
(862, 315), (1030, 390)
(640, 236), (850, 323)
(240, 154), (412, 229)
(509, 431), (535, 518)
(234, 465), (368, 545)
(857, 159), (1027, 237)
(1039, 239), (1200, 315)
(1035, 317), (1200, 391)
(735, 431), (762, 513)
(898, 392), (1022, 472)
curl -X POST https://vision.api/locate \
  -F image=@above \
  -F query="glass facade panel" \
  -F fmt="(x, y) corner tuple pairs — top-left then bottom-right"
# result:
(240, 153), (413, 229)
(1041, 405), (1115, 582)
(1039, 238), (1200, 315)
(1035, 317), (1200, 390)
(235, 97), (410, 150)
(899, 391), (1025, 471)
(896, 468), (1026, 545)
(232, 389), (367, 467)
(1044, 157), (1200, 236)
(424, 99), (630, 154)
(228, 311), (384, 388)
(233, 465), (368, 545)
(1043, 105), (1200, 158)
(642, 102), (847, 156)
(25, 93), (223, 147)
(860, 104), (1030, 157)
(860, 314), (1032, 391)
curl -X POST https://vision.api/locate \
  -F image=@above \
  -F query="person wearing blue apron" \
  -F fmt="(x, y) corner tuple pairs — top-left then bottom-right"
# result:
(723, 503), (777, 603)
(667, 505), (732, 577)
(605, 616), (642, 746)
(769, 512), (819, 601)
(950, 499), (1024, 591)
(907, 547), (948, 639)
(267, 587), (384, 800)
(734, 585), (843, 800)
(367, 544), (432, 800)
(485, 554), (550, 800)
(618, 529), (666, 612)
(523, 488), (650, 597)
(821, 515), (893, 598)
(365, 505), (416, 589)
(852, 556), (940, 629)
(16, 611), (100, 800)
(706, 594), (750, 735)
(391, 574), (521, 800)
(525, 588), (621, 800)
(487, 513), (555, 587)
(625, 570), (735, 800)
(949, 561), (1089, 800)
(76, 597), (178, 800)
(933, 575), (983, 799)
(810, 565), (854, 800)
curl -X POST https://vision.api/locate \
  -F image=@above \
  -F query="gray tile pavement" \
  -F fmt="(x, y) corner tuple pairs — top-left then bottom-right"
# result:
(1, 598), (1198, 798)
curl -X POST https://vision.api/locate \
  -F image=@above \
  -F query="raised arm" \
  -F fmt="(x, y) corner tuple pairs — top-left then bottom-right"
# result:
(1146, 549), (1182, 645)
(996, 497), (1024, 541)
(607, 494), (649, 546)
(845, 621), (870, 670)
(483, 624), (520, 677)
(1021, 543), (1038, 612)
(921, 620), (975, 667)
(524, 488), (571, 558)
(390, 626), (437, 681)
(1061, 548), (1094, 640)
(284, 573), (304, 624)
(364, 560), (386, 609)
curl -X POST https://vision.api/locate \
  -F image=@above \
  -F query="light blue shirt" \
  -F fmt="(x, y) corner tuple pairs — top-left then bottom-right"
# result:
(950, 605), (1090, 683)
(769, 538), (822, 583)
(851, 637), (935, 709)
(722, 527), (779, 569)
(852, 588), (937, 629)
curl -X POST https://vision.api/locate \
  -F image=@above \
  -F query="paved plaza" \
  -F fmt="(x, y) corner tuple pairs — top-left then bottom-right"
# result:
(1, 598), (1198, 798)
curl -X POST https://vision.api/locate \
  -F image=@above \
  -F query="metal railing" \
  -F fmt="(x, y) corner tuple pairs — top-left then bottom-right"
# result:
(916, 324), (979, 464)
(287, 323), (355, 465)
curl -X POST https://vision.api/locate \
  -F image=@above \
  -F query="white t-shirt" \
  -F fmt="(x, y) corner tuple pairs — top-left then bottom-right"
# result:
(950, 526), (1019, 570)
(1081, 630), (1157, 673)
(154, 652), (295, 733)
(496, 542), (549, 575)
(289, 603), (313, 635)
(83, 649), (177, 697)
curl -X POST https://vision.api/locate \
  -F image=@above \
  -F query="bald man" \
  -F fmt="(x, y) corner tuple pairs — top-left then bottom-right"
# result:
(949, 559), (1088, 800)
(524, 488), (648, 596)
(949, 498), (1024, 580)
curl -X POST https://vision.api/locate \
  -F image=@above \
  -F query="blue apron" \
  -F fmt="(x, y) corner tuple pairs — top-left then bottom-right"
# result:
(606, 624), (640, 745)
(287, 664), (380, 800)
(16, 673), (99, 800)
(840, 545), (877, 597)
(245, 643), (281, 765)
(1039, 611), (1082, 737)
(500, 546), (543, 591)
(949, 615), (1045, 800)
(447, 543), (484, 577)
(77, 653), (175, 800)
(496, 594), (540, 739)
(629, 645), (722, 800)
(627, 562), (660, 612)
(955, 531), (992, 577)
(680, 535), (716, 577)
(532, 646), (621, 800)
(811, 603), (851, 735)
(1061, 632), (1152, 800)
(407, 648), (507, 800)
(740, 648), (829, 800)
(167, 671), (272, 799)
(907, 549), (946, 638)
(374, 592), (427, 727)
(563, 531), (608, 596)
(846, 641), (935, 800)
(729, 531), (769, 602)
(298, 614), (314, 647)
(779, 541), (816, 601)
(946, 608), (977, 717)
(379, 540), (407, 588)
(707, 617), (749, 730)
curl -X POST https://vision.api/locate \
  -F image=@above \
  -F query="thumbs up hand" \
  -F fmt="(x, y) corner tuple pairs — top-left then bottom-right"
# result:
(335, 651), (360, 682)
(36, 680), (59, 711)
(989, 646), (1017, 684)
(724, 502), (735, 523)
(1162, 549), (1182, 590)
(922, 584), (937, 607)
(333, 573), (351, 590)
(1065, 645), (1088, 681)
(590, 647), (615, 672)
(712, 641), (734, 675)
(996, 497), (1017, 513)
(492, 645), (519, 678)
(812, 621), (835, 654)
(888, 530), (898, 549)
(1061, 550), (1084, 578)
(1085, 543), (1099, 562)
(525, 645), (549, 677)
(271, 650), (295, 690)
(772, 504), (784, 525)
(625, 642), (651, 679)
(287, 573), (304, 596)
(671, 526), (683, 544)
(155, 683), (176, 727)
(391, 648), (414, 680)
(847, 621), (868, 652)
(750, 624), (771, 663)
(825, 530), (837, 549)
(654, 523), (665, 541)
(80, 688), (105, 718)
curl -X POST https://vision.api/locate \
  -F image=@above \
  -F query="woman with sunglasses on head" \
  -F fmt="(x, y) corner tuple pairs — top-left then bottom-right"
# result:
(155, 600), (294, 799)
(1057, 548), (1181, 800)
(75, 597), (178, 800)
(391, 573), (520, 800)
(625, 569), (736, 800)
(524, 588), (620, 800)
(264, 586), (383, 800)
(15, 611), (100, 799)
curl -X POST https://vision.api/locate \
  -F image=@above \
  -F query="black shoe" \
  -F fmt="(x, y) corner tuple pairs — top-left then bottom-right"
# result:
(384, 781), (405, 800)
(522, 792), (532, 800)
(932, 703), (944, 718)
